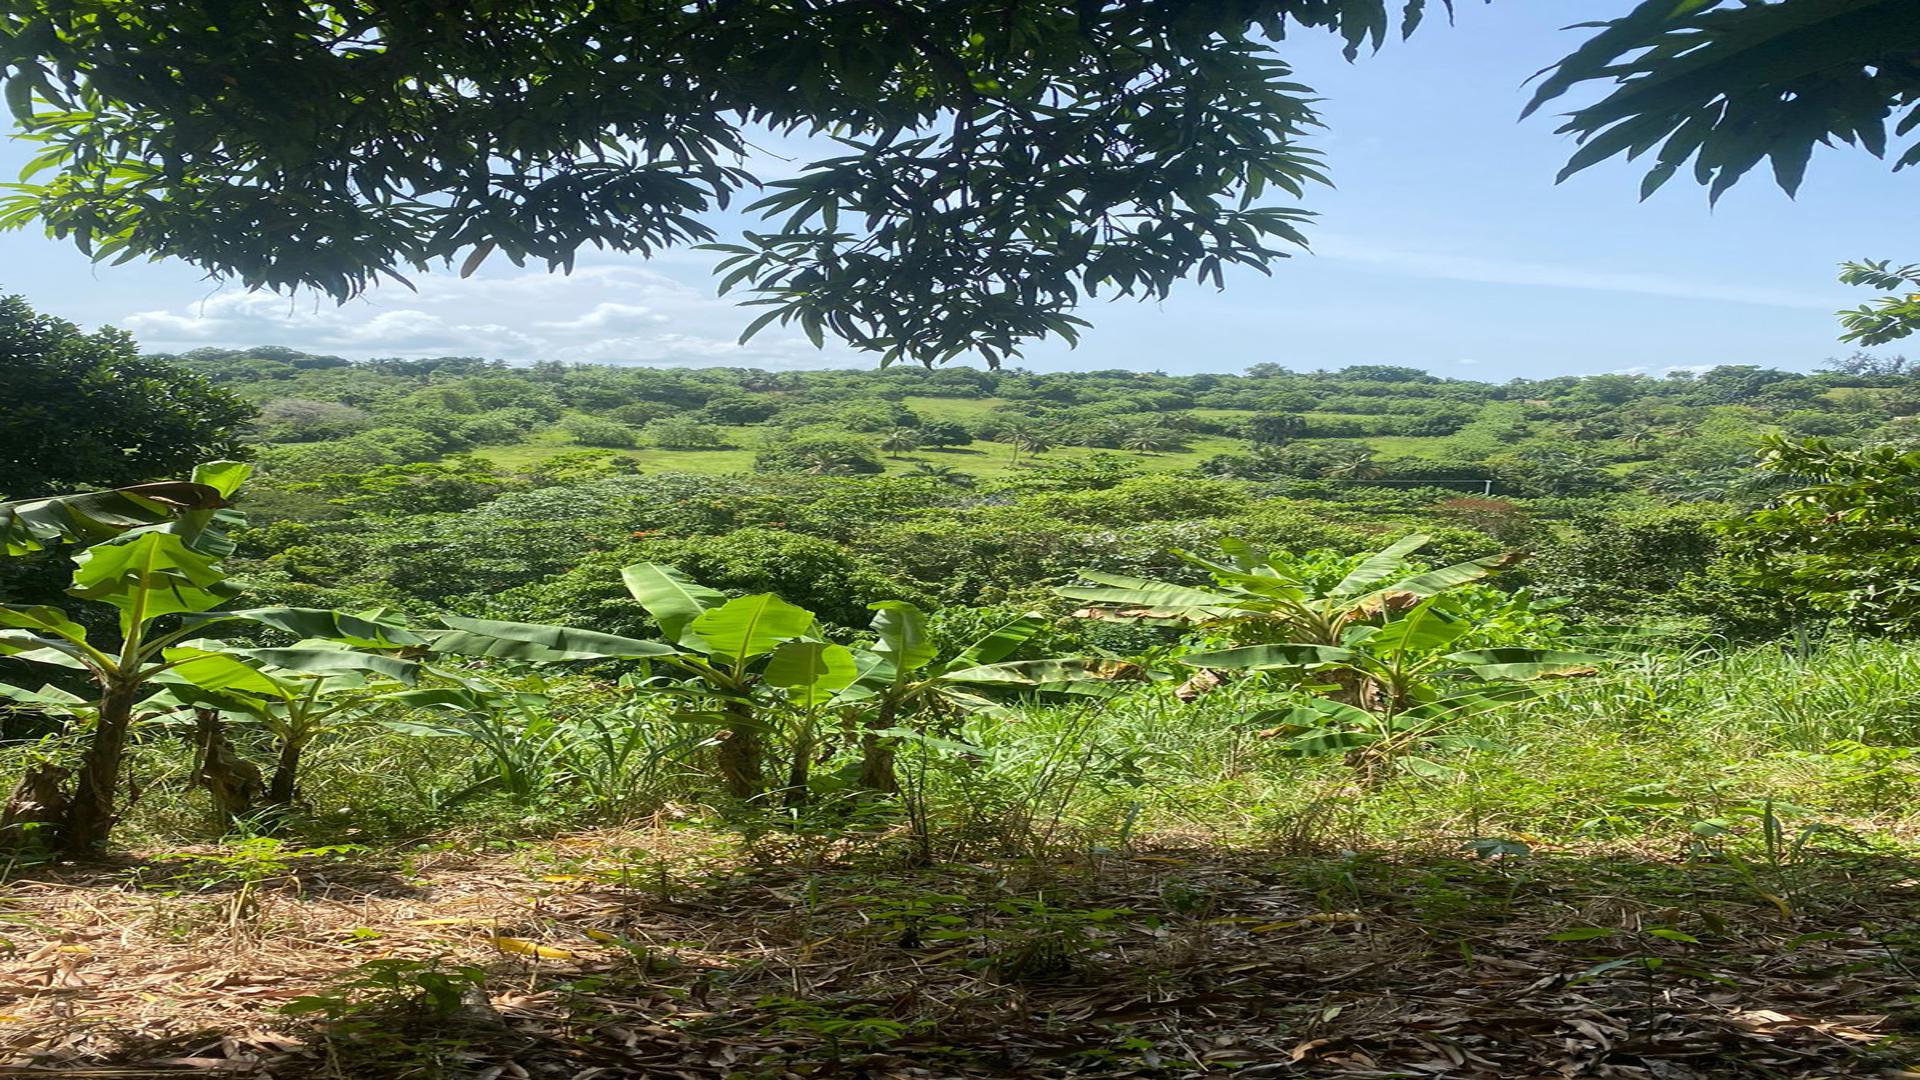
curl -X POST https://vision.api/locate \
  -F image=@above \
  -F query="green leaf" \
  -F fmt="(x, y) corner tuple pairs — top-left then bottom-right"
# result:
(159, 647), (293, 697)
(0, 481), (230, 556)
(942, 657), (1145, 686)
(432, 616), (677, 661)
(192, 607), (426, 648)
(0, 682), (88, 708)
(1370, 551), (1521, 601)
(1056, 574), (1242, 619)
(951, 613), (1051, 668)
(1289, 697), (1380, 728)
(237, 646), (420, 685)
(0, 630), (90, 670)
(1176, 643), (1357, 670)
(190, 461), (253, 498)
(69, 532), (242, 627)
(0, 605), (87, 643)
(1332, 534), (1428, 596)
(1364, 598), (1471, 655)
(621, 562), (724, 646)
(867, 601), (937, 673)
(1280, 728), (1381, 756)
(1442, 649), (1607, 680)
(762, 640), (859, 706)
(688, 594), (815, 663)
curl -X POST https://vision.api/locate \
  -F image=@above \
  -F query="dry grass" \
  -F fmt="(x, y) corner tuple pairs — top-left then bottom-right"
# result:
(0, 825), (1916, 1078)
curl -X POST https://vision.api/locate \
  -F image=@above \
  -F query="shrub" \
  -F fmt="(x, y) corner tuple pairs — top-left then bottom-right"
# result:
(562, 415), (639, 448)
(754, 434), (884, 475)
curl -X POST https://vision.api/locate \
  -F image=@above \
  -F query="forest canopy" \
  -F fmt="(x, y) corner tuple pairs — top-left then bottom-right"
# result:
(5, 0), (1913, 367)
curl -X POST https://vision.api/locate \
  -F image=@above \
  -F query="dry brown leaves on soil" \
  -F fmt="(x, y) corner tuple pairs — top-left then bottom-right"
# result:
(0, 828), (1914, 1078)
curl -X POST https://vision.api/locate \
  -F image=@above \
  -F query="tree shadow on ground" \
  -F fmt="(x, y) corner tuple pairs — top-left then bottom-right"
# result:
(3, 837), (1916, 1078)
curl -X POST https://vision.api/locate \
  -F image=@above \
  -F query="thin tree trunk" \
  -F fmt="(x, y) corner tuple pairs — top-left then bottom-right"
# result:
(192, 709), (265, 823)
(857, 701), (900, 794)
(267, 738), (302, 805)
(60, 681), (139, 856)
(716, 702), (764, 801)
(783, 748), (810, 809)
(0, 763), (70, 849)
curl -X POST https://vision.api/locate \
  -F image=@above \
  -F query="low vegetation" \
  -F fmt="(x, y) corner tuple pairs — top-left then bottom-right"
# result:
(3, 300), (1920, 1075)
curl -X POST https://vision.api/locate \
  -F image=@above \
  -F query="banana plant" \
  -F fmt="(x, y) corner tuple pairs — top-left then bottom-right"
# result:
(0, 463), (428, 852)
(428, 563), (854, 804)
(1058, 534), (1523, 647)
(156, 643), (422, 807)
(832, 601), (1071, 792)
(428, 568), (1123, 804)
(1177, 593), (1604, 777)
(1, 464), (247, 556)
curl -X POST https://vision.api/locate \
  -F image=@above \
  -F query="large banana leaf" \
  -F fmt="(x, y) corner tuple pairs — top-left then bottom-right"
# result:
(431, 616), (677, 661)
(1368, 551), (1524, 603)
(381, 686), (521, 710)
(0, 630), (89, 669)
(762, 640), (859, 707)
(0, 480), (229, 556)
(621, 562), (725, 646)
(688, 594), (815, 663)
(943, 657), (1149, 686)
(158, 647), (295, 697)
(188, 607), (427, 648)
(1442, 648), (1607, 680)
(0, 682), (89, 707)
(1361, 599), (1471, 656)
(867, 601), (938, 673)
(167, 461), (252, 558)
(950, 612), (1051, 668)
(1055, 573), (1243, 619)
(0, 605), (88, 643)
(1176, 643), (1357, 671)
(1332, 534), (1429, 596)
(68, 532), (242, 623)
(237, 645), (421, 685)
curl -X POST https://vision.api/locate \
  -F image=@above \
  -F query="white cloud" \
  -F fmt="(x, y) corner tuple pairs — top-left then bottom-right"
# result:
(1598, 363), (1719, 377)
(536, 302), (670, 331)
(119, 257), (863, 368)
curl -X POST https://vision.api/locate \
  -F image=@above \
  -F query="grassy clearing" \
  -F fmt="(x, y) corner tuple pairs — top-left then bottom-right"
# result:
(898, 395), (1012, 421)
(475, 423), (1246, 480)
(7, 640), (1918, 1074)
(469, 402), (1455, 481)
(1359, 434), (1456, 460)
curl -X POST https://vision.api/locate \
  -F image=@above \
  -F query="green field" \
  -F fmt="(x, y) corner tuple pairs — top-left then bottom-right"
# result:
(474, 411), (1258, 481)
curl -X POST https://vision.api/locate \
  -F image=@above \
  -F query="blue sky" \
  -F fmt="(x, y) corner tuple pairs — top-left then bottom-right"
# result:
(0, 2), (1908, 380)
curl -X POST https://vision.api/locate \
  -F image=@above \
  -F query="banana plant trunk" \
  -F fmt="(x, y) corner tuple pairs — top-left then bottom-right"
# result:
(857, 701), (900, 793)
(268, 738), (303, 805)
(783, 751), (810, 809)
(193, 709), (265, 821)
(716, 701), (764, 801)
(59, 680), (140, 856)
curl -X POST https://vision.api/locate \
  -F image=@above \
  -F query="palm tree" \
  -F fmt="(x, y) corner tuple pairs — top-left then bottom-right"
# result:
(1120, 428), (1173, 455)
(1008, 427), (1054, 464)
(1619, 425), (1660, 452)
(799, 448), (851, 476)
(1323, 446), (1380, 482)
(907, 463), (976, 488)
(879, 427), (920, 459)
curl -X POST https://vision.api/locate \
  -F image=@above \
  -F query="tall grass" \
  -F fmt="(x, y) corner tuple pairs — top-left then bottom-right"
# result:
(920, 639), (1920, 851)
(10, 639), (1919, 854)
